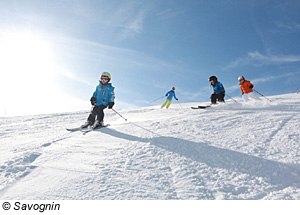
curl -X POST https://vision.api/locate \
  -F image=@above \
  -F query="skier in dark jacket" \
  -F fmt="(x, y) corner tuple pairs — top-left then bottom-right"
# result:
(81, 72), (115, 129)
(209, 76), (225, 104)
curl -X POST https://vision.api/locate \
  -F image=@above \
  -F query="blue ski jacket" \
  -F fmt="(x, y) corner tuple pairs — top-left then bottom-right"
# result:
(166, 90), (177, 100)
(92, 82), (115, 106)
(212, 81), (225, 94)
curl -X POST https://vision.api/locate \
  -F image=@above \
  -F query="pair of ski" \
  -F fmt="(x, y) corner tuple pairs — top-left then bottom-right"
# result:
(66, 124), (109, 134)
(191, 105), (211, 109)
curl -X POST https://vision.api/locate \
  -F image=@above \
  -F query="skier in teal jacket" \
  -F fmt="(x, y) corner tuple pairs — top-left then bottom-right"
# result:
(161, 87), (178, 109)
(81, 72), (115, 129)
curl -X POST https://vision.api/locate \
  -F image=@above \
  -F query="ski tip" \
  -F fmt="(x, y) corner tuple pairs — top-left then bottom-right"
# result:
(66, 128), (81, 132)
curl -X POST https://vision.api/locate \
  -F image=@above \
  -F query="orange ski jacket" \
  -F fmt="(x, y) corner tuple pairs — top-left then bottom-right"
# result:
(239, 80), (254, 94)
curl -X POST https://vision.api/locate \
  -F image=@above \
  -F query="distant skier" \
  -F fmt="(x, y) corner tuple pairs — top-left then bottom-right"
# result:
(161, 87), (178, 109)
(209, 76), (225, 104)
(238, 76), (259, 102)
(81, 72), (115, 129)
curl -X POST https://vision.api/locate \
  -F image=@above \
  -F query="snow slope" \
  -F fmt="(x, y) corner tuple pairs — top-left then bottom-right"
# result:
(0, 93), (300, 200)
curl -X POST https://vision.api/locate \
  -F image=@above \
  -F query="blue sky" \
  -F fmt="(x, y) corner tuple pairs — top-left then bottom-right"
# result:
(1, 0), (300, 116)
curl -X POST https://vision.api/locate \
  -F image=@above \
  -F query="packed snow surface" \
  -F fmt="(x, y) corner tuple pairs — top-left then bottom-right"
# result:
(0, 93), (300, 200)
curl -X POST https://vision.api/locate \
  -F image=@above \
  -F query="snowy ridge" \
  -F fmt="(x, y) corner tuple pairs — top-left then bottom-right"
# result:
(0, 93), (300, 200)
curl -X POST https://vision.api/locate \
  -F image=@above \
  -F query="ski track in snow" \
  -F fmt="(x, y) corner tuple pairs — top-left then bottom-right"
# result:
(0, 94), (300, 199)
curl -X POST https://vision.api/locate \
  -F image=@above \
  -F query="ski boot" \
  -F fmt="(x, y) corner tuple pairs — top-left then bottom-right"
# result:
(91, 120), (104, 129)
(81, 121), (91, 129)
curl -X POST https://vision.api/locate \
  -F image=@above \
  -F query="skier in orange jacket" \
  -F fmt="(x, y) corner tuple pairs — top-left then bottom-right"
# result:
(238, 76), (259, 102)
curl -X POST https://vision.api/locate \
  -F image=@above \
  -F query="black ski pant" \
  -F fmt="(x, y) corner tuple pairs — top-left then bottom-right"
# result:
(211, 92), (225, 104)
(87, 105), (106, 124)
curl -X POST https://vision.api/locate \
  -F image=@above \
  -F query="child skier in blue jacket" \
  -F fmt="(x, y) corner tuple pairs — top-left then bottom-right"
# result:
(81, 72), (115, 129)
(161, 87), (178, 109)
(209, 76), (225, 104)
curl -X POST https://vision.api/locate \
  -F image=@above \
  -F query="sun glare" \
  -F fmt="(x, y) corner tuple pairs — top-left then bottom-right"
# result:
(0, 31), (55, 83)
(0, 30), (58, 115)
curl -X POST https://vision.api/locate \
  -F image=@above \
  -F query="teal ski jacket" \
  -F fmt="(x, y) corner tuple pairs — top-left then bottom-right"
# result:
(92, 82), (115, 106)
(212, 81), (225, 94)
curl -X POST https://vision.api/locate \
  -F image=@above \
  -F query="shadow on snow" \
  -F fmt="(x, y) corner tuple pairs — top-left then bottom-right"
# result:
(97, 127), (300, 189)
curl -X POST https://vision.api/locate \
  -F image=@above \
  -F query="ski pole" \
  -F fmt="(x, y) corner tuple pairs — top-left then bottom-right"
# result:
(225, 94), (238, 103)
(89, 105), (94, 114)
(253, 89), (272, 102)
(150, 96), (165, 103)
(111, 108), (128, 121)
(176, 99), (183, 108)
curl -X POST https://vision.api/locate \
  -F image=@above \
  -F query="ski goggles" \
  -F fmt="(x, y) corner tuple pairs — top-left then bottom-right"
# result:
(101, 77), (108, 81)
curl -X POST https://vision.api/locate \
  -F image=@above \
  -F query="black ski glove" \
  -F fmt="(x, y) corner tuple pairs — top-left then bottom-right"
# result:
(90, 97), (97, 105)
(108, 102), (114, 109)
(176, 98), (178, 100)
(249, 85), (253, 89)
(165, 94), (168, 96)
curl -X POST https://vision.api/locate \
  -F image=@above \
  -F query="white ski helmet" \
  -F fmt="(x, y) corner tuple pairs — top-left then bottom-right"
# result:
(101, 72), (111, 82)
(238, 76), (245, 81)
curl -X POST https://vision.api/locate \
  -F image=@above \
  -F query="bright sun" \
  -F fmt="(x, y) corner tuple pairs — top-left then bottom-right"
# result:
(0, 31), (55, 85)
(0, 31), (58, 115)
